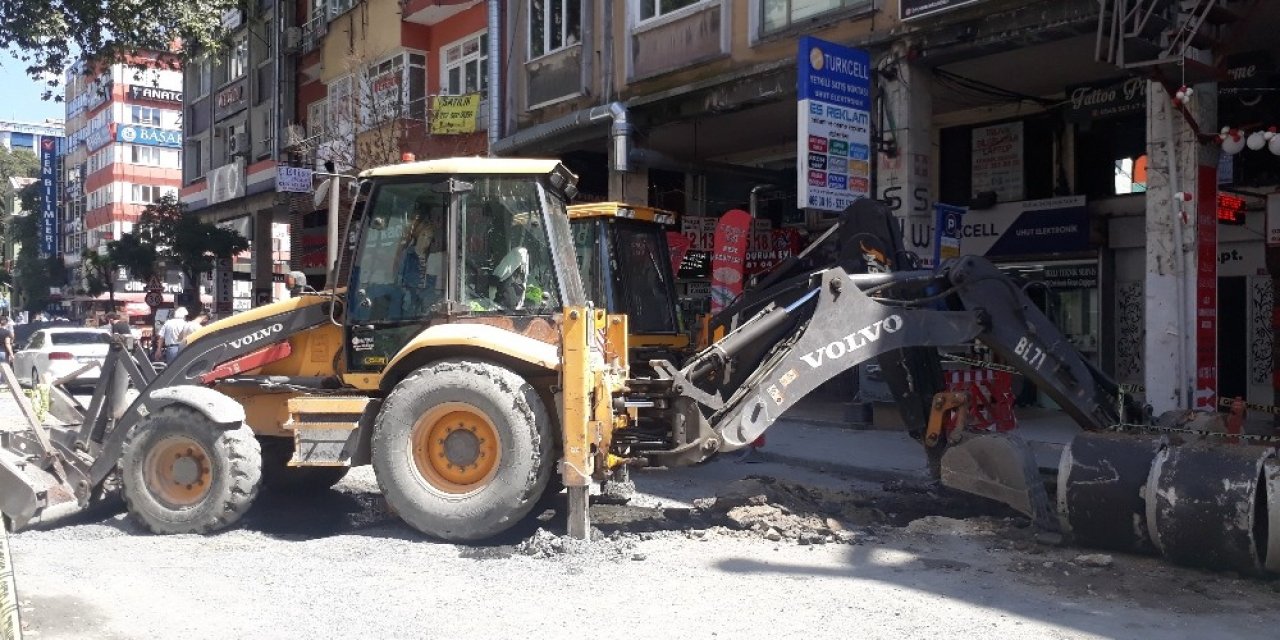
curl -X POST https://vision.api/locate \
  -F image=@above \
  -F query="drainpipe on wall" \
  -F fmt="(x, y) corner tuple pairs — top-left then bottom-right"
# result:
(487, 0), (501, 155)
(490, 101), (631, 173)
(601, 0), (613, 103)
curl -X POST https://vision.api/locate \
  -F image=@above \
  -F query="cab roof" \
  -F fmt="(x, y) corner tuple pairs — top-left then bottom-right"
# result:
(567, 201), (677, 225)
(359, 157), (564, 178)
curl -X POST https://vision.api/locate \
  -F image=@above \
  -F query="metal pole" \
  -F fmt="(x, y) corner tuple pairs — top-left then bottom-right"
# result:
(327, 176), (340, 289)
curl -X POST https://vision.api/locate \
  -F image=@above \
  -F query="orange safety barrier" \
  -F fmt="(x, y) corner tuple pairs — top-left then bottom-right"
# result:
(943, 368), (1017, 433)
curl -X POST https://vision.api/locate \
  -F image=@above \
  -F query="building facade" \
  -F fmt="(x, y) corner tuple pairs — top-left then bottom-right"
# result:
(61, 53), (185, 312)
(281, 0), (490, 286)
(0, 118), (63, 155)
(489, 0), (1280, 417)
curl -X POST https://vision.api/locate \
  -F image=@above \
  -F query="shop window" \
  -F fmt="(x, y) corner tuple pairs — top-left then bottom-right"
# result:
(441, 32), (487, 96)
(530, 0), (582, 59)
(1113, 155), (1147, 194)
(760, 0), (862, 34)
(639, 0), (703, 22)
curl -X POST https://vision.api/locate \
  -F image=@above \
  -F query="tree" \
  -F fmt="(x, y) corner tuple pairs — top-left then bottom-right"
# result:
(81, 248), (117, 307)
(0, 146), (38, 217)
(6, 211), (65, 314)
(0, 0), (235, 96)
(122, 195), (248, 315)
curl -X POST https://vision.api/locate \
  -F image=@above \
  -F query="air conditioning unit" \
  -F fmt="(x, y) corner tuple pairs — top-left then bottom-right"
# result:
(229, 132), (249, 157)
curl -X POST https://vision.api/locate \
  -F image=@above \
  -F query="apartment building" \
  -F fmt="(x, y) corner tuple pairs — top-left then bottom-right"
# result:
(180, 3), (293, 313)
(61, 54), (183, 305)
(490, 0), (1280, 414)
(0, 118), (63, 154)
(283, 0), (490, 285)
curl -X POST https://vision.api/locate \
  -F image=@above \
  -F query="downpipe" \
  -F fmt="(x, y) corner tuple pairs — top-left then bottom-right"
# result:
(486, 0), (502, 154)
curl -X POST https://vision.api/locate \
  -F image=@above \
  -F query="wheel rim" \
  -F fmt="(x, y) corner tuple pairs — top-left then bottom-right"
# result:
(142, 435), (213, 508)
(411, 402), (501, 494)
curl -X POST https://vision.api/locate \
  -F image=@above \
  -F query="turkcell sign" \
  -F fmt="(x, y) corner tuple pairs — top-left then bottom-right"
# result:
(39, 138), (58, 257)
(117, 125), (181, 148)
(797, 36), (872, 212)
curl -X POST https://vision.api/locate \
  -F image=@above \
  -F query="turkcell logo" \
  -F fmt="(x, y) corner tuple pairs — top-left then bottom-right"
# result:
(849, 143), (870, 161)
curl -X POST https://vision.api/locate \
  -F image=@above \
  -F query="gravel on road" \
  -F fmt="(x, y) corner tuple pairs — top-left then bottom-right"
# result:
(9, 459), (1280, 640)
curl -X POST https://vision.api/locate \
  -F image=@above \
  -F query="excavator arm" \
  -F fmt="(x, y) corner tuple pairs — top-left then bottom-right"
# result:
(622, 199), (1140, 526)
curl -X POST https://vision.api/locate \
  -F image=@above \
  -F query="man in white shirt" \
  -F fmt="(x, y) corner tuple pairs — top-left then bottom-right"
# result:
(155, 307), (188, 364)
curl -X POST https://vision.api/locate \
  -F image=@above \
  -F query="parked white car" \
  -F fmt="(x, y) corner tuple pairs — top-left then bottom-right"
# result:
(16, 328), (113, 389)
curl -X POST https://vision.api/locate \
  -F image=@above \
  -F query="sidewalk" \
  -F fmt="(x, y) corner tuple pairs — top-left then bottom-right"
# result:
(753, 399), (1081, 482)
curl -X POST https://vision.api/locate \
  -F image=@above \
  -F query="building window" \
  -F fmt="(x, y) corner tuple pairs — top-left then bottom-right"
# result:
(307, 101), (328, 138)
(327, 0), (355, 21)
(228, 33), (249, 81)
(185, 139), (203, 182)
(360, 51), (427, 129)
(131, 106), (161, 125)
(327, 75), (354, 135)
(761, 0), (860, 33)
(530, 0), (582, 59)
(130, 145), (162, 166)
(132, 184), (161, 204)
(639, 0), (702, 21)
(441, 32), (487, 96)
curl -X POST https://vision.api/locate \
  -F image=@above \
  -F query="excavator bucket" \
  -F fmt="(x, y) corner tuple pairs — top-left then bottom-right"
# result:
(939, 432), (1053, 528)
(0, 447), (80, 530)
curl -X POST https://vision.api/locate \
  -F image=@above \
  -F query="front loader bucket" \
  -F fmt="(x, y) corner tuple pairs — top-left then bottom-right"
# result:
(940, 432), (1053, 528)
(0, 448), (81, 531)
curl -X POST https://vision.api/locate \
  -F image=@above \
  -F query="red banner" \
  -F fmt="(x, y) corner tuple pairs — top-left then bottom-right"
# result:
(1195, 165), (1218, 409)
(710, 210), (752, 314)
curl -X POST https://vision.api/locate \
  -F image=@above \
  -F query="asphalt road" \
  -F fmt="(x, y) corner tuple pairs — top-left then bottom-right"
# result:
(8, 458), (1280, 640)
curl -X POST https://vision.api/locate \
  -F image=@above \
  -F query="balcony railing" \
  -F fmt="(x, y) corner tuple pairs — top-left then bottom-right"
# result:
(301, 14), (327, 55)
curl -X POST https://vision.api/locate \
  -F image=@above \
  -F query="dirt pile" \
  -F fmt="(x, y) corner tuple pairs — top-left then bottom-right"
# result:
(694, 476), (882, 544)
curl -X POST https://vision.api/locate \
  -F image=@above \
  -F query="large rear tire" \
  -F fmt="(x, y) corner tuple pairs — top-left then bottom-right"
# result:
(259, 437), (350, 494)
(372, 359), (553, 542)
(121, 406), (262, 534)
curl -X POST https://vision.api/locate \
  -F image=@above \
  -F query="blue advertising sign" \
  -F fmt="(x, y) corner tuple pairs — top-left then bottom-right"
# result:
(117, 125), (181, 148)
(797, 36), (872, 212)
(38, 137), (58, 257)
(932, 203), (967, 268)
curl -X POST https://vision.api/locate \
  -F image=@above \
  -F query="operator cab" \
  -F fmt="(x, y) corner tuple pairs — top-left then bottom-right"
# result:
(342, 158), (583, 372)
(568, 202), (687, 369)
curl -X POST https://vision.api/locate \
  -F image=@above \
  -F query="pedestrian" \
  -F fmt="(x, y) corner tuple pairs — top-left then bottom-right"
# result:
(154, 307), (188, 364)
(179, 312), (207, 342)
(107, 311), (133, 337)
(0, 314), (13, 367)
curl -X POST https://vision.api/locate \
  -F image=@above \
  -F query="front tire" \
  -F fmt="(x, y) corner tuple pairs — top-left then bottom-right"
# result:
(121, 406), (262, 534)
(372, 359), (553, 542)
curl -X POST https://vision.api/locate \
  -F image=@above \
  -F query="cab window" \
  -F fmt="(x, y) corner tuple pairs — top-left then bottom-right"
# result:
(349, 182), (449, 324)
(458, 177), (562, 314)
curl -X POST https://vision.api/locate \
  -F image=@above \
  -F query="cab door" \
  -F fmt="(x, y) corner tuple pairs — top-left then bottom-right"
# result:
(344, 179), (451, 372)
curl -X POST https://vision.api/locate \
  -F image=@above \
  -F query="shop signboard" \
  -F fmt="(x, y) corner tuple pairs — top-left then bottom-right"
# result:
(903, 196), (1089, 262)
(1064, 77), (1147, 124)
(214, 79), (249, 120)
(796, 36), (872, 212)
(932, 203), (967, 268)
(1195, 166), (1218, 410)
(971, 121), (1024, 203)
(127, 85), (183, 104)
(39, 138), (57, 257)
(900, 0), (983, 21)
(276, 166), (314, 193)
(117, 125), (182, 148)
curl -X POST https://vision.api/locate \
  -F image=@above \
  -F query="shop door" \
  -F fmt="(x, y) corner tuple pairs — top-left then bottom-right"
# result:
(1218, 277), (1247, 401)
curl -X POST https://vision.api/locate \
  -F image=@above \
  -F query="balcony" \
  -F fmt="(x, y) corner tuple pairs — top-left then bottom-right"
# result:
(402, 0), (480, 26)
(301, 14), (327, 55)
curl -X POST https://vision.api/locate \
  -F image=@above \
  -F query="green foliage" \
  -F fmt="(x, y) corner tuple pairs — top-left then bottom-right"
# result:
(23, 384), (50, 424)
(0, 147), (38, 219)
(0, 0), (238, 97)
(81, 249), (116, 300)
(122, 195), (248, 313)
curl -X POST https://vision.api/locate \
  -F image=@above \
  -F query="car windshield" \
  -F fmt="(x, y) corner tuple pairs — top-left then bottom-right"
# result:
(49, 332), (111, 346)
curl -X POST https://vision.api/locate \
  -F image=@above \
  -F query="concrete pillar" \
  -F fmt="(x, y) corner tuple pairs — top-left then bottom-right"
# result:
(874, 43), (933, 261)
(252, 210), (275, 306)
(1143, 81), (1217, 413)
(608, 168), (649, 206)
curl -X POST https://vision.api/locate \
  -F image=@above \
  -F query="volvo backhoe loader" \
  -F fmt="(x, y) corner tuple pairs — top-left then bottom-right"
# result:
(1, 160), (1274, 574)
